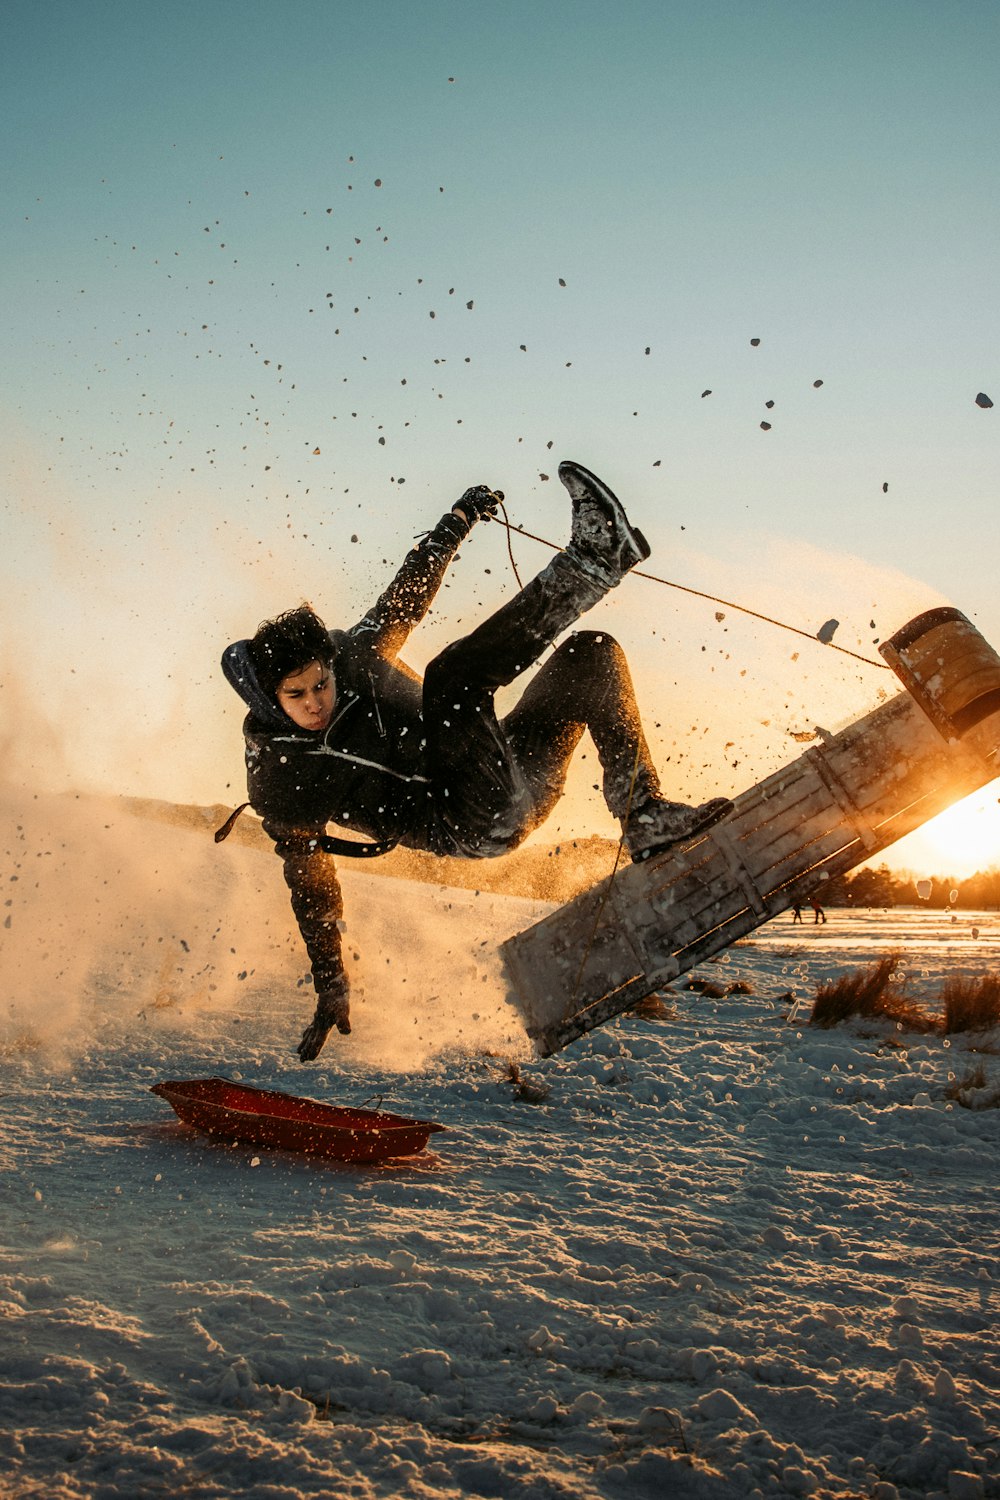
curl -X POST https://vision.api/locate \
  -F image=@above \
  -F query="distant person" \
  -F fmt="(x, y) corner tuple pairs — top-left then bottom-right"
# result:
(222, 462), (733, 1061)
(791, 902), (803, 923)
(809, 894), (827, 924)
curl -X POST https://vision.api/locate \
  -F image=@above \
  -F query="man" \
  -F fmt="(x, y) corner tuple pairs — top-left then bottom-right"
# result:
(222, 461), (732, 1061)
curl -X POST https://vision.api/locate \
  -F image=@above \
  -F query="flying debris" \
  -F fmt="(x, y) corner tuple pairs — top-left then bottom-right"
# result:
(312, 448), (321, 455)
(765, 400), (774, 409)
(760, 421), (771, 431)
(558, 278), (566, 287)
(816, 619), (839, 644)
(882, 482), (889, 493)
(701, 389), (712, 398)
(750, 337), (761, 347)
(813, 379), (824, 388)
(975, 392), (994, 408)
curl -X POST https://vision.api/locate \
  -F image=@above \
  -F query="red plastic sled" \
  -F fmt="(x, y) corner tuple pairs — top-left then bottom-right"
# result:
(151, 1077), (445, 1163)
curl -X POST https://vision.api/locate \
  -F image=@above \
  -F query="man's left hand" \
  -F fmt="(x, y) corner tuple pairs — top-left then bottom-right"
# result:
(453, 485), (504, 525)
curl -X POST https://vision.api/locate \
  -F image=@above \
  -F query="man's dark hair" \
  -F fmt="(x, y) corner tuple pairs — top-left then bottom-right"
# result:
(249, 605), (333, 699)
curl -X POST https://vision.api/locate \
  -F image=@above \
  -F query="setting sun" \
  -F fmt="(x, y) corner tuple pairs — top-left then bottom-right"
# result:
(887, 784), (1000, 878)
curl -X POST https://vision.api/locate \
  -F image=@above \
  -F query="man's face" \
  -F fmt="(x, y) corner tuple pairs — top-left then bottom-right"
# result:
(275, 659), (335, 732)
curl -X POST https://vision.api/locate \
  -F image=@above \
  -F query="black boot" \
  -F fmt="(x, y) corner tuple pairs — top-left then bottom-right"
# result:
(624, 795), (734, 862)
(559, 460), (651, 588)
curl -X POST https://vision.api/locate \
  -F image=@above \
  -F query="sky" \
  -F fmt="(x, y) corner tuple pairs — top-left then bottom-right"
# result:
(2, 0), (998, 876)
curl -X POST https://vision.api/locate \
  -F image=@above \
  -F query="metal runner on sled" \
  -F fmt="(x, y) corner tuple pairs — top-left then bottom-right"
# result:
(500, 607), (1000, 1055)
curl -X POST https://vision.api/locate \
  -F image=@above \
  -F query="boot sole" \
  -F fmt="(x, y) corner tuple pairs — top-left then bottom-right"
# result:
(558, 460), (651, 567)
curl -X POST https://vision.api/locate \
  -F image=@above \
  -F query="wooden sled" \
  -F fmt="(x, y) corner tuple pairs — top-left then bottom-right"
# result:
(500, 607), (1000, 1055)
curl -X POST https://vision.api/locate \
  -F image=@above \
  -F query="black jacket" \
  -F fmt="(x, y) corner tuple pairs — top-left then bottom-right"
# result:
(221, 512), (469, 996)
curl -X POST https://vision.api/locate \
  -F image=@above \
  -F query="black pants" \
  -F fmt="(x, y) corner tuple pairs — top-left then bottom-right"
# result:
(419, 552), (660, 857)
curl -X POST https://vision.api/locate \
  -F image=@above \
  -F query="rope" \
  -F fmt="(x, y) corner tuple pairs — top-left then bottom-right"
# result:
(495, 518), (891, 671)
(496, 499), (524, 590)
(569, 744), (639, 1008)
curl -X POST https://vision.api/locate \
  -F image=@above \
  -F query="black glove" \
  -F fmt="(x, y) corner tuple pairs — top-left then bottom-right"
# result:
(297, 983), (351, 1062)
(452, 485), (504, 525)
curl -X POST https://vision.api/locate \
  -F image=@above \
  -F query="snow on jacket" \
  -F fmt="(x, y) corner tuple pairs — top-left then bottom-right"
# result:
(221, 511), (470, 997)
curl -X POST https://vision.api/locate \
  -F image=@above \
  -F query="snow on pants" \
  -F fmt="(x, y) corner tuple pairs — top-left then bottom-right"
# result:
(419, 551), (661, 857)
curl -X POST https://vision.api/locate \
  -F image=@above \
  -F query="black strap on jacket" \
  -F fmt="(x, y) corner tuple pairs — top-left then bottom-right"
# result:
(214, 803), (250, 842)
(314, 832), (401, 859)
(214, 802), (399, 859)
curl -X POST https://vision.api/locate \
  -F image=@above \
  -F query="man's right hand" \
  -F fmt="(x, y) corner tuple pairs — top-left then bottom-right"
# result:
(297, 985), (351, 1062)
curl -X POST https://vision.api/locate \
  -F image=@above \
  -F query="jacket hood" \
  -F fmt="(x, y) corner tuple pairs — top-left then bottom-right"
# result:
(221, 639), (293, 731)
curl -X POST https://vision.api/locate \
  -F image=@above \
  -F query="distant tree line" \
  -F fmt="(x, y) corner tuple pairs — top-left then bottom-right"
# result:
(815, 865), (1000, 910)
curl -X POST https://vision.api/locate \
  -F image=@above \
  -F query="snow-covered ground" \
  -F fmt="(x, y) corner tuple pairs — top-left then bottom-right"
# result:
(2, 792), (998, 1499)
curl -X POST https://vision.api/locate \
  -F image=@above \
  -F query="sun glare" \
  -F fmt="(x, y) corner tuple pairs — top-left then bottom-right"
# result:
(905, 786), (1000, 878)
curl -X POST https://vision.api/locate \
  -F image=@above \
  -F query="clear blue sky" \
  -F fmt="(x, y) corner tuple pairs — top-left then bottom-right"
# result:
(2, 0), (998, 872)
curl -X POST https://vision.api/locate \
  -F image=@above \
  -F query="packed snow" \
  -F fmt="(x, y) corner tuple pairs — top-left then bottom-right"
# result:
(1, 790), (998, 1499)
